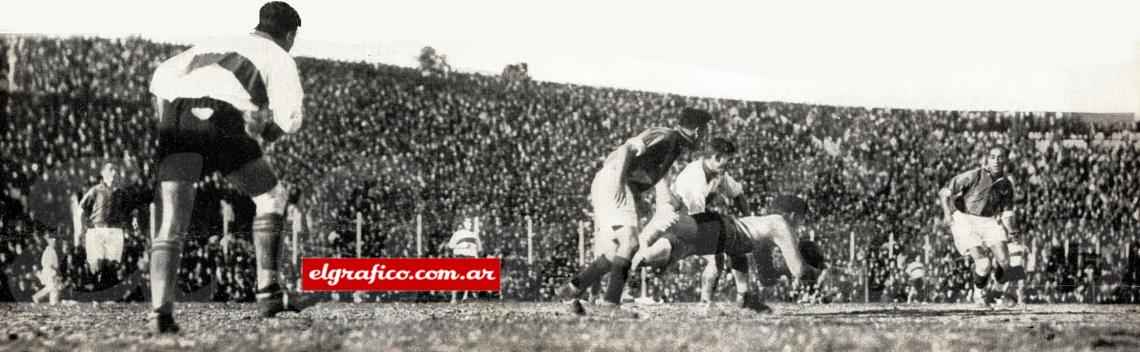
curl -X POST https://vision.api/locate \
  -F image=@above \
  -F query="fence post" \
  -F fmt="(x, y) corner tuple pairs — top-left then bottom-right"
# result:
(526, 216), (534, 265)
(416, 213), (423, 257)
(149, 202), (156, 241)
(849, 231), (855, 265)
(578, 221), (586, 267)
(356, 212), (363, 258)
(296, 207), (305, 264)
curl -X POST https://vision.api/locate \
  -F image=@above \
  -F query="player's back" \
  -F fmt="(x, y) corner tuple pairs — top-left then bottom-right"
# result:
(150, 34), (304, 133)
(604, 127), (691, 193)
(731, 215), (788, 246)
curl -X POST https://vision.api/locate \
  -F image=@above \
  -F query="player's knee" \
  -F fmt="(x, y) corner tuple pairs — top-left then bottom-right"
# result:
(252, 183), (288, 215)
(974, 257), (992, 276)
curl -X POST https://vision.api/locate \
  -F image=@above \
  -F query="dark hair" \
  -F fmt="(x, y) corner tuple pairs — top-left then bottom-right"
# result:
(255, 1), (302, 40)
(709, 137), (737, 157)
(678, 108), (712, 129)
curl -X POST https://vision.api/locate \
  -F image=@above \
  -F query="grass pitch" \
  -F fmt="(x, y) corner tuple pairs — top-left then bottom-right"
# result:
(2, 301), (1139, 351)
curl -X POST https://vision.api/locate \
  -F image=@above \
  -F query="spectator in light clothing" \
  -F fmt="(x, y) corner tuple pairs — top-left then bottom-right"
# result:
(447, 218), (481, 303)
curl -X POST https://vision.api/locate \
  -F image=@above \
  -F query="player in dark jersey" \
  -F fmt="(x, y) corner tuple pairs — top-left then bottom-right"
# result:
(145, 2), (307, 333)
(629, 195), (826, 313)
(79, 163), (127, 273)
(556, 108), (713, 318)
(938, 146), (1019, 308)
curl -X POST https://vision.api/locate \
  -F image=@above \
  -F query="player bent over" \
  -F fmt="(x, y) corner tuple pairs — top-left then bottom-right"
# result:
(938, 146), (1019, 309)
(146, 2), (309, 333)
(630, 195), (826, 313)
(556, 108), (712, 318)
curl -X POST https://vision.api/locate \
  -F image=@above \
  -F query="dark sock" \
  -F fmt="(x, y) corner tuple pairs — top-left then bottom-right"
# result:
(973, 273), (989, 289)
(571, 256), (612, 290)
(604, 256), (632, 304)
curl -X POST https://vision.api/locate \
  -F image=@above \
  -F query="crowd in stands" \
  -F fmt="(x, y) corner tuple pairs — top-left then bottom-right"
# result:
(1, 35), (1138, 305)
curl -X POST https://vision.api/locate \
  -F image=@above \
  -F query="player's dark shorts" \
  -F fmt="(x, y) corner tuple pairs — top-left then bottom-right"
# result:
(691, 212), (753, 257)
(1002, 265), (1026, 282)
(156, 97), (262, 180)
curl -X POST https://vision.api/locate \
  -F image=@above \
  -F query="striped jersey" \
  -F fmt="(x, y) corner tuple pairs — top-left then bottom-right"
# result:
(149, 33), (305, 134)
(448, 228), (480, 257)
(617, 127), (694, 194)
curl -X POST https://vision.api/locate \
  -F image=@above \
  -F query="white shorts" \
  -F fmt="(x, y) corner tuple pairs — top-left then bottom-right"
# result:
(950, 212), (1008, 255)
(85, 227), (125, 264)
(590, 167), (639, 256)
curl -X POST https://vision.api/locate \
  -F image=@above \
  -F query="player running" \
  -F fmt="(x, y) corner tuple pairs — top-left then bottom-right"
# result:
(146, 1), (307, 333)
(557, 107), (713, 318)
(938, 146), (1019, 309)
(630, 195), (826, 312)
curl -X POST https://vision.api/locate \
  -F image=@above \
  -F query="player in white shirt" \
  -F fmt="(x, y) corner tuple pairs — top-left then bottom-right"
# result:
(146, 1), (306, 333)
(446, 218), (482, 303)
(631, 195), (826, 313)
(672, 138), (746, 215)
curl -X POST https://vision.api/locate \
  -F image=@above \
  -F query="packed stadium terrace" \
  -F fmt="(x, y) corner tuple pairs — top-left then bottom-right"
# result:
(1, 36), (1138, 304)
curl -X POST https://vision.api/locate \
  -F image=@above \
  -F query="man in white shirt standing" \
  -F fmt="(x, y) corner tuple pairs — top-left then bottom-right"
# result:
(146, 1), (306, 333)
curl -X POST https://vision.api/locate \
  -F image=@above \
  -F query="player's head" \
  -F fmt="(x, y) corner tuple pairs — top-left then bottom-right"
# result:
(461, 217), (473, 230)
(769, 194), (808, 224)
(256, 1), (302, 51)
(100, 162), (119, 186)
(985, 146), (1008, 174)
(704, 137), (737, 173)
(677, 108), (712, 144)
(798, 239), (827, 270)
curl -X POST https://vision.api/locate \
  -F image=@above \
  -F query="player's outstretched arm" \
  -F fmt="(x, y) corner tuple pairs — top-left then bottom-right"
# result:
(768, 217), (813, 287)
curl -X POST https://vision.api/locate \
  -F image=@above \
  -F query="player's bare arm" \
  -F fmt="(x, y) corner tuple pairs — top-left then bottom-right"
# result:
(938, 187), (958, 226)
(758, 216), (813, 288)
